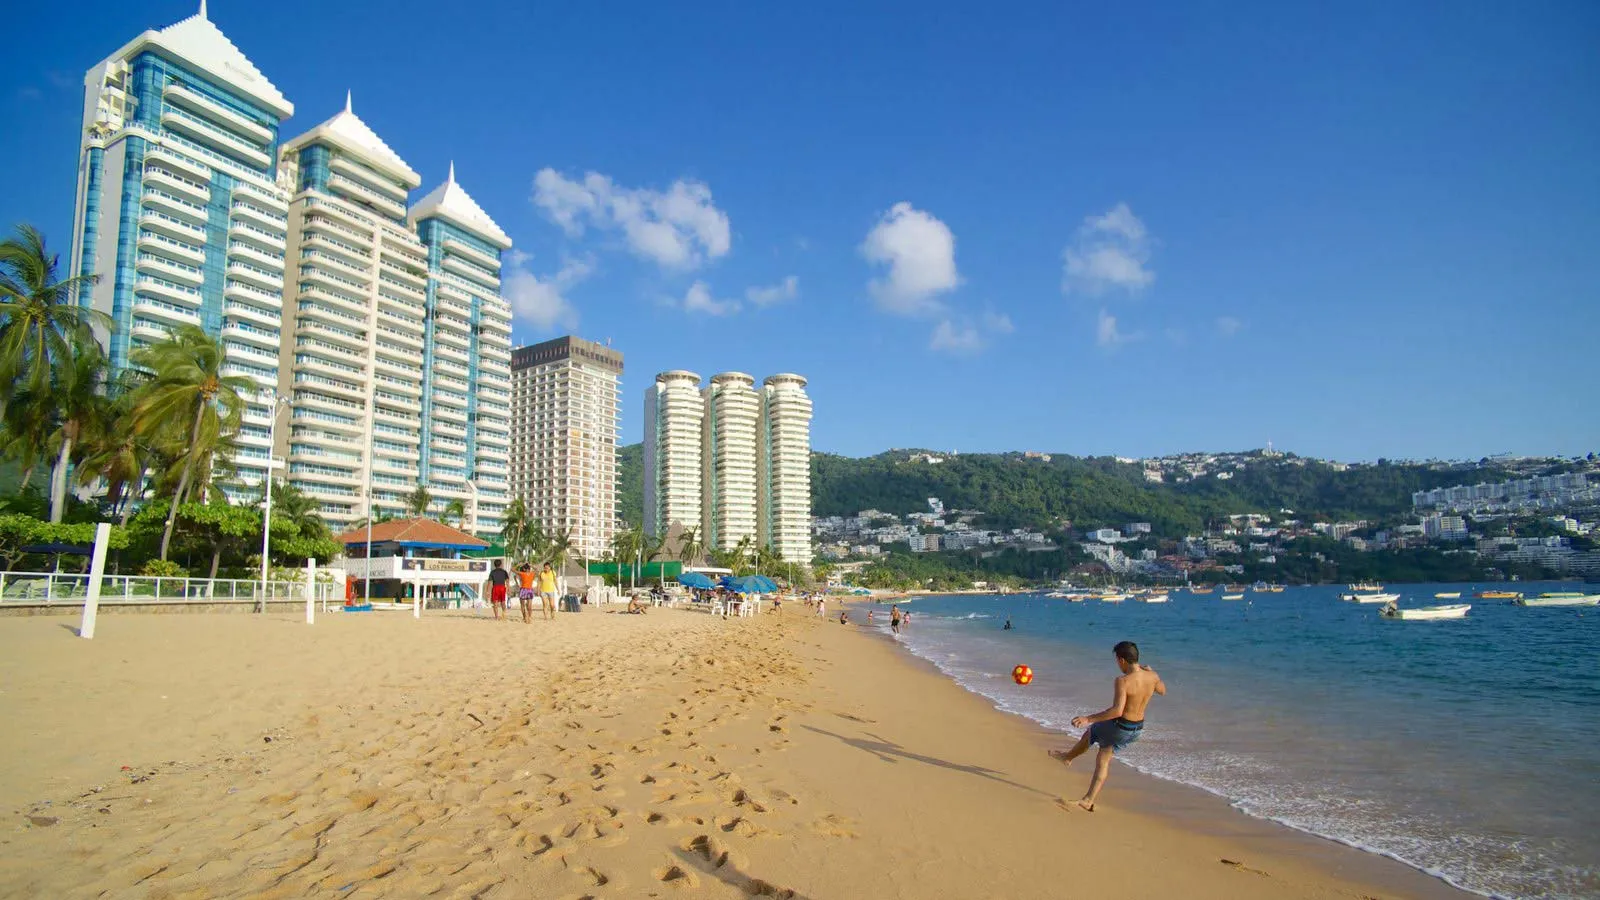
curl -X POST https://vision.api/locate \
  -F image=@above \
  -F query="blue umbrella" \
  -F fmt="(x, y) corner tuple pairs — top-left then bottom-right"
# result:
(678, 572), (715, 590)
(732, 575), (778, 594)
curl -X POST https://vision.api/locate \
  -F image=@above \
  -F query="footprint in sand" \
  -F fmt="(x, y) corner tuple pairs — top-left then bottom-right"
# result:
(810, 814), (859, 838)
(653, 863), (699, 888)
(682, 834), (732, 870)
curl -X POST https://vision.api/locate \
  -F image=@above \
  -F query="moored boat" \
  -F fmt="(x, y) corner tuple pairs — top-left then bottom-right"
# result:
(1261, 584), (1285, 593)
(1188, 585), (1215, 594)
(1476, 590), (1522, 600)
(1434, 592), (1462, 599)
(1380, 602), (1471, 621)
(1221, 593), (1245, 600)
(1138, 593), (1169, 603)
(1514, 592), (1599, 607)
(1342, 592), (1399, 603)
(1348, 582), (1384, 592)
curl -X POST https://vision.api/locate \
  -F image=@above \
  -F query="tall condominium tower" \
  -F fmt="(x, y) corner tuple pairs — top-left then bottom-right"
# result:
(759, 374), (813, 563)
(275, 97), (426, 528)
(410, 166), (515, 534)
(68, 4), (295, 488)
(642, 371), (705, 539)
(701, 372), (762, 552)
(510, 337), (623, 560)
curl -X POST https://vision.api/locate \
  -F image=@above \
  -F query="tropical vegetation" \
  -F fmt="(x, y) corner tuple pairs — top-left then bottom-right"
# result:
(0, 225), (338, 578)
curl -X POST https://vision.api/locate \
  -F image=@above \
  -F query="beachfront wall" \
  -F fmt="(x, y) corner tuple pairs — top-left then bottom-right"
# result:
(586, 561), (683, 581)
(342, 556), (490, 583)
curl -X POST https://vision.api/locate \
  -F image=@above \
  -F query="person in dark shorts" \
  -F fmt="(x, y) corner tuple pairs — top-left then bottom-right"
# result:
(1048, 640), (1166, 811)
(484, 559), (510, 621)
(889, 605), (902, 633)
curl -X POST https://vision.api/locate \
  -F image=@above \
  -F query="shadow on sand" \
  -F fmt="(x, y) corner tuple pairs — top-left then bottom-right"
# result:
(800, 724), (1051, 797)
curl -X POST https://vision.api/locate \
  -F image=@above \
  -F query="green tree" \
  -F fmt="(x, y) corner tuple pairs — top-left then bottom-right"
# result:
(45, 342), (110, 523)
(543, 528), (574, 570)
(404, 484), (432, 517)
(0, 224), (107, 406)
(610, 527), (642, 588)
(75, 375), (149, 525)
(733, 535), (755, 576)
(130, 325), (253, 560)
(677, 527), (705, 568)
(442, 497), (466, 529)
(175, 498), (261, 579)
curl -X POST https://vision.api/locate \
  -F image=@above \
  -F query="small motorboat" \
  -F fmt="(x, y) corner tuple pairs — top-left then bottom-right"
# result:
(1348, 582), (1384, 592)
(1476, 590), (1521, 600)
(1099, 593), (1127, 603)
(1515, 592), (1599, 607)
(1342, 592), (1399, 603)
(1138, 593), (1169, 603)
(1380, 602), (1470, 621)
(1188, 585), (1215, 594)
(1221, 593), (1245, 601)
(1434, 592), (1462, 599)
(1261, 584), (1285, 593)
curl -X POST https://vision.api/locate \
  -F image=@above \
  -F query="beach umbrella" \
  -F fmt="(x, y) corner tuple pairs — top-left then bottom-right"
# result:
(678, 572), (715, 590)
(731, 575), (778, 594)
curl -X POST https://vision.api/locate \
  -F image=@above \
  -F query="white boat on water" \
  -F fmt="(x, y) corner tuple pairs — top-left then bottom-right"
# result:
(1342, 592), (1399, 603)
(1045, 591), (1071, 599)
(1100, 594), (1126, 603)
(1515, 592), (1600, 607)
(1348, 582), (1384, 592)
(1139, 593), (1169, 603)
(1434, 592), (1462, 599)
(1380, 602), (1471, 621)
(1221, 593), (1245, 601)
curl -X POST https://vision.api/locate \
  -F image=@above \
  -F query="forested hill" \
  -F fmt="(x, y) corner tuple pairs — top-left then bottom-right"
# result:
(616, 444), (1506, 534)
(812, 451), (1505, 533)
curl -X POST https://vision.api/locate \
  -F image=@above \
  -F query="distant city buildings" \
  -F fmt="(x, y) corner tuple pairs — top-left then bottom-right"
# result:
(510, 336), (623, 561)
(1412, 473), (1593, 515)
(643, 371), (813, 563)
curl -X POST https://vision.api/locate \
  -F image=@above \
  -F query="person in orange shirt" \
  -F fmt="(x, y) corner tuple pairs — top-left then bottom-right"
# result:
(515, 563), (537, 624)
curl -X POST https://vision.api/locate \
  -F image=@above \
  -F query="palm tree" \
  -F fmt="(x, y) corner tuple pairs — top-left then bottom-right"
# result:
(642, 532), (669, 589)
(0, 224), (108, 407)
(755, 542), (782, 578)
(75, 374), (149, 525)
(45, 342), (110, 522)
(678, 527), (705, 568)
(404, 484), (432, 517)
(268, 480), (330, 540)
(499, 496), (530, 562)
(610, 527), (642, 588)
(443, 497), (466, 529)
(544, 528), (574, 570)
(734, 535), (755, 576)
(1, 383), (54, 490)
(130, 325), (253, 560)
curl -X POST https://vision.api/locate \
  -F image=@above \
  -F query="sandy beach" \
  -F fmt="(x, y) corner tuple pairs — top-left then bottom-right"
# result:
(0, 603), (1467, 899)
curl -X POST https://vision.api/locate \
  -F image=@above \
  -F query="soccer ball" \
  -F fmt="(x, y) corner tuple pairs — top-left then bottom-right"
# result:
(1012, 664), (1033, 685)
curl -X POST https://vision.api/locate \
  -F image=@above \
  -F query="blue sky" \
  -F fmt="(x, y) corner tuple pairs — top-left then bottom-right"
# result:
(4, 1), (1597, 461)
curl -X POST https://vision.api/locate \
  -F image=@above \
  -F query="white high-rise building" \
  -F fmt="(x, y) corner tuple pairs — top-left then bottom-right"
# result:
(702, 372), (761, 552)
(760, 374), (813, 563)
(276, 97), (427, 527)
(410, 165), (515, 535)
(510, 337), (624, 560)
(68, 5), (295, 490)
(642, 371), (704, 539)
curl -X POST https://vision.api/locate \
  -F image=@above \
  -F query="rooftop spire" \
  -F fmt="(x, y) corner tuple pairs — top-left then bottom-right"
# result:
(447, 160), (456, 184)
(198, 0), (208, 19)
(344, 89), (352, 114)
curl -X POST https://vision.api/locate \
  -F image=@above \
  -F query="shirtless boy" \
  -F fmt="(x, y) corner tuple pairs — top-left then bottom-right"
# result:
(1049, 640), (1165, 811)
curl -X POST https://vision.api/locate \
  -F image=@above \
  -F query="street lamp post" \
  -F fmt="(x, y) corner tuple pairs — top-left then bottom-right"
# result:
(259, 394), (291, 611)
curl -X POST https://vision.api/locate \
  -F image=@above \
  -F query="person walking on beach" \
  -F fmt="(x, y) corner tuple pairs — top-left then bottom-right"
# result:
(484, 560), (510, 621)
(537, 562), (559, 621)
(515, 563), (537, 624)
(890, 605), (902, 633)
(1049, 640), (1165, 811)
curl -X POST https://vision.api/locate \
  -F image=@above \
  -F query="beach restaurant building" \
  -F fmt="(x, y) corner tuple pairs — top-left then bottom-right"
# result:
(334, 518), (491, 604)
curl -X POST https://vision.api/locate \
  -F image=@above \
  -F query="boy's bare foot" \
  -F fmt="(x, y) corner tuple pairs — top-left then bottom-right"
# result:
(1076, 799), (1095, 812)
(1048, 749), (1073, 766)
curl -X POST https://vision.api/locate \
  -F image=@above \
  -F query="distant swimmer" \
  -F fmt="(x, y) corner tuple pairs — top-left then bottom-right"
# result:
(839, 610), (849, 625)
(1004, 617), (1013, 631)
(1049, 640), (1165, 812)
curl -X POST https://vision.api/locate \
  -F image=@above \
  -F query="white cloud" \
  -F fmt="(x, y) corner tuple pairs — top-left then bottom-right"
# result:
(861, 202), (960, 316)
(682, 281), (740, 316)
(983, 310), (1015, 334)
(501, 250), (592, 330)
(1096, 308), (1142, 349)
(1062, 202), (1155, 296)
(533, 169), (731, 270)
(745, 275), (799, 307)
(930, 319), (986, 355)
(1216, 316), (1243, 337)
(930, 309), (1014, 355)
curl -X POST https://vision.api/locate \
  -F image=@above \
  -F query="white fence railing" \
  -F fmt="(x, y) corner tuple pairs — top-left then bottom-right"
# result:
(0, 571), (339, 606)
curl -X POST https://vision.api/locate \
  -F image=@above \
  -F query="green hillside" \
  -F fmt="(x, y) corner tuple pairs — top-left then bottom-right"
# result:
(616, 444), (1506, 535)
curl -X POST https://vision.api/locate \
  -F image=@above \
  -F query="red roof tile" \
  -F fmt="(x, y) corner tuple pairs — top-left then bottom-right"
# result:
(333, 517), (490, 548)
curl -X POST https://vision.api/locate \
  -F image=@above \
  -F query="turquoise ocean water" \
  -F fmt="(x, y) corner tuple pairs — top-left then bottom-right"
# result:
(874, 583), (1599, 899)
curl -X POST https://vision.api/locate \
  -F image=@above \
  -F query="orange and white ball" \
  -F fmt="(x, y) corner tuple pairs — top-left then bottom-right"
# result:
(1012, 664), (1034, 685)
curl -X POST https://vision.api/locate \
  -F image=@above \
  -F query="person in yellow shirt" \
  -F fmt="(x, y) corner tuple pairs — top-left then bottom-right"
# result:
(537, 562), (559, 621)
(515, 563), (537, 624)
